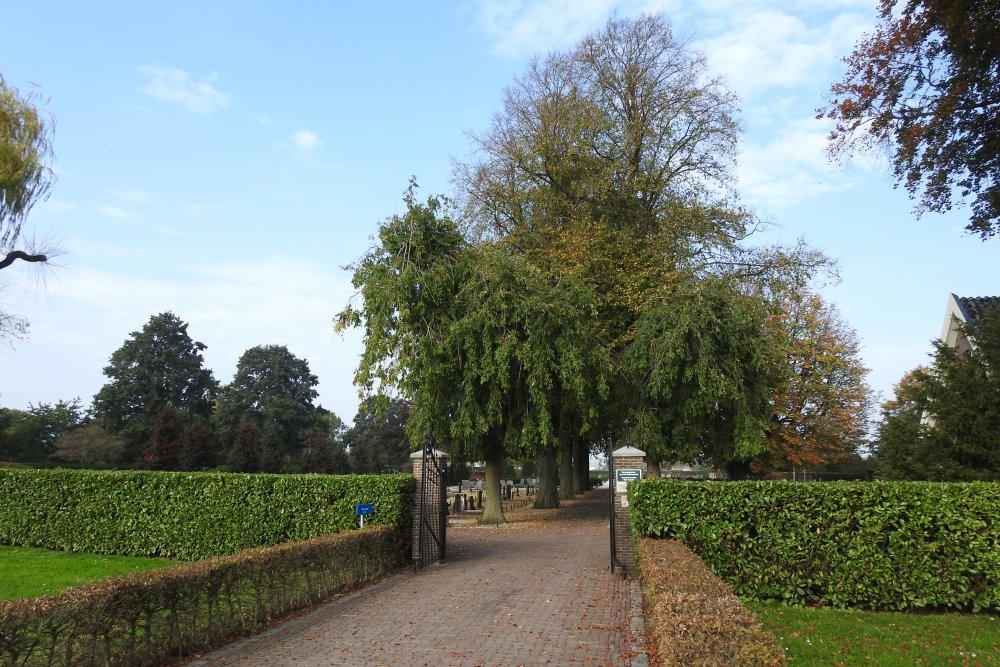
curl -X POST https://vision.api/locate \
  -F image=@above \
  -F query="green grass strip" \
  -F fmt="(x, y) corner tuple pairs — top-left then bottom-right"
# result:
(0, 545), (175, 600)
(749, 600), (999, 666)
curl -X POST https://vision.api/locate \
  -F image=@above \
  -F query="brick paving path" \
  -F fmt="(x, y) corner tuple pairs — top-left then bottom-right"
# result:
(183, 489), (642, 667)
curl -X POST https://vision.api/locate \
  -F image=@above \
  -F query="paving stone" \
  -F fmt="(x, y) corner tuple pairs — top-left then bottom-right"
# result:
(183, 490), (639, 667)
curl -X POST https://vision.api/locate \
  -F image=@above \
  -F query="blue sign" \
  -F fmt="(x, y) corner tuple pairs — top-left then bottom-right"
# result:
(355, 503), (374, 516)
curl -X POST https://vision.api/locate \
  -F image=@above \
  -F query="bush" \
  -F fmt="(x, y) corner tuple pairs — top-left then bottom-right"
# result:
(637, 537), (785, 667)
(0, 469), (414, 560)
(0, 525), (404, 667)
(630, 479), (1000, 611)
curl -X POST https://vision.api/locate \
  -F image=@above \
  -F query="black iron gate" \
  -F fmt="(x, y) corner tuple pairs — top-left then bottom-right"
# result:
(608, 436), (618, 575)
(414, 438), (447, 569)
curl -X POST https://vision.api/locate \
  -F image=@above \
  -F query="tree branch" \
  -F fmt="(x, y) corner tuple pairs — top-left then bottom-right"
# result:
(0, 250), (48, 270)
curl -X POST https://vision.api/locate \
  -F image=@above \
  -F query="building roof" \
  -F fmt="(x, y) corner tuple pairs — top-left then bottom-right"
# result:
(955, 295), (1000, 324)
(941, 294), (1000, 352)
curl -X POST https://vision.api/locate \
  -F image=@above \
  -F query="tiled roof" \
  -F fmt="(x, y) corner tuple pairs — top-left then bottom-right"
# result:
(957, 296), (1000, 323)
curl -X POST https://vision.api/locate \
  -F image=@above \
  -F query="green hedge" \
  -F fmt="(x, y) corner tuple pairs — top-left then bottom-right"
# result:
(0, 469), (414, 560)
(0, 525), (405, 667)
(630, 479), (1000, 612)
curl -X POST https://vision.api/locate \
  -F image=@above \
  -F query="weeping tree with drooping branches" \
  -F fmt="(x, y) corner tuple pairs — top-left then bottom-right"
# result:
(338, 183), (605, 524)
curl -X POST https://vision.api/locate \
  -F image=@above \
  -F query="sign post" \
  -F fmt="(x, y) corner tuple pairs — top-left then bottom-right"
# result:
(355, 503), (374, 529)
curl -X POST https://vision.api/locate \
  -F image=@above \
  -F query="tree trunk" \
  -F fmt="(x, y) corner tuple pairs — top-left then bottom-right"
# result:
(558, 429), (575, 500)
(533, 444), (560, 509)
(479, 438), (506, 525)
(574, 437), (589, 492)
(726, 459), (751, 481)
(647, 459), (661, 479)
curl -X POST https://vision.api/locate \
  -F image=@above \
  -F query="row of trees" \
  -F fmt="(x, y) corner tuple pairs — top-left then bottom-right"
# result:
(0, 312), (413, 474)
(339, 16), (873, 524)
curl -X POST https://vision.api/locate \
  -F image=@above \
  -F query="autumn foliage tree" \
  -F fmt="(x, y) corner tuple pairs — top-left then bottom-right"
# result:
(823, 0), (1000, 238)
(757, 292), (872, 472)
(458, 15), (801, 484)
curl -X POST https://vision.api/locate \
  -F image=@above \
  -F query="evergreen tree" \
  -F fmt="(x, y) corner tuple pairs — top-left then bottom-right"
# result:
(93, 312), (218, 463)
(227, 418), (261, 473)
(345, 398), (411, 474)
(216, 344), (322, 467)
(876, 307), (1000, 480)
(138, 406), (185, 470)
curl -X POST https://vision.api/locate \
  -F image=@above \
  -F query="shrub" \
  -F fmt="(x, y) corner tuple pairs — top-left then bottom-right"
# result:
(637, 537), (785, 667)
(0, 526), (404, 667)
(0, 469), (414, 560)
(630, 479), (1000, 611)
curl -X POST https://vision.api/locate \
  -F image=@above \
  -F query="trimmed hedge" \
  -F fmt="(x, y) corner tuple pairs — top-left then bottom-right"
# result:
(637, 537), (785, 667)
(631, 479), (1000, 611)
(0, 469), (414, 560)
(0, 525), (405, 667)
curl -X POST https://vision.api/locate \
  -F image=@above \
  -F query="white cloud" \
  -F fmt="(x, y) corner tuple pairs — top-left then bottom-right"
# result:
(111, 190), (153, 205)
(96, 204), (132, 220)
(737, 116), (851, 209)
(38, 199), (77, 214)
(290, 130), (322, 153)
(474, 0), (670, 58)
(136, 65), (231, 114)
(694, 9), (871, 100)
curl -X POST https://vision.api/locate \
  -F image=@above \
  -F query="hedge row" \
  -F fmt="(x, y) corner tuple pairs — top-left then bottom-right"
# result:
(636, 537), (785, 666)
(630, 479), (1000, 611)
(0, 525), (405, 667)
(0, 469), (414, 560)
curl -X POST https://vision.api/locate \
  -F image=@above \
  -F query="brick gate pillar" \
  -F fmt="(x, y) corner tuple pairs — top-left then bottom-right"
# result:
(611, 446), (646, 575)
(411, 448), (449, 568)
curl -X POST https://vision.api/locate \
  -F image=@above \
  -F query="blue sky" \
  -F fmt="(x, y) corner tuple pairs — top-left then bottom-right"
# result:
(1, 0), (996, 427)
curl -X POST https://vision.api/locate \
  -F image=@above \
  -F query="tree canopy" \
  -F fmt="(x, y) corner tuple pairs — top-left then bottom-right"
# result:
(215, 344), (324, 471)
(342, 15), (847, 521)
(823, 0), (1000, 239)
(625, 276), (779, 476)
(457, 14), (828, 476)
(92, 312), (218, 461)
(345, 397), (411, 474)
(0, 398), (84, 464)
(339, 186), (603, 521)
(758, 292), (872, 471)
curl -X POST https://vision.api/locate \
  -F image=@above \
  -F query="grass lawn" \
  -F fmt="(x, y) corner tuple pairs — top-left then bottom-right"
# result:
(749, 600), (999, 666)
(0, 546), (176, 601)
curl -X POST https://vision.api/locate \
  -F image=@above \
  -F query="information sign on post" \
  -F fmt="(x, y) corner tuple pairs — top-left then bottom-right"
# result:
(355, 503), (374, 528)
(615, 468), (642, 493)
